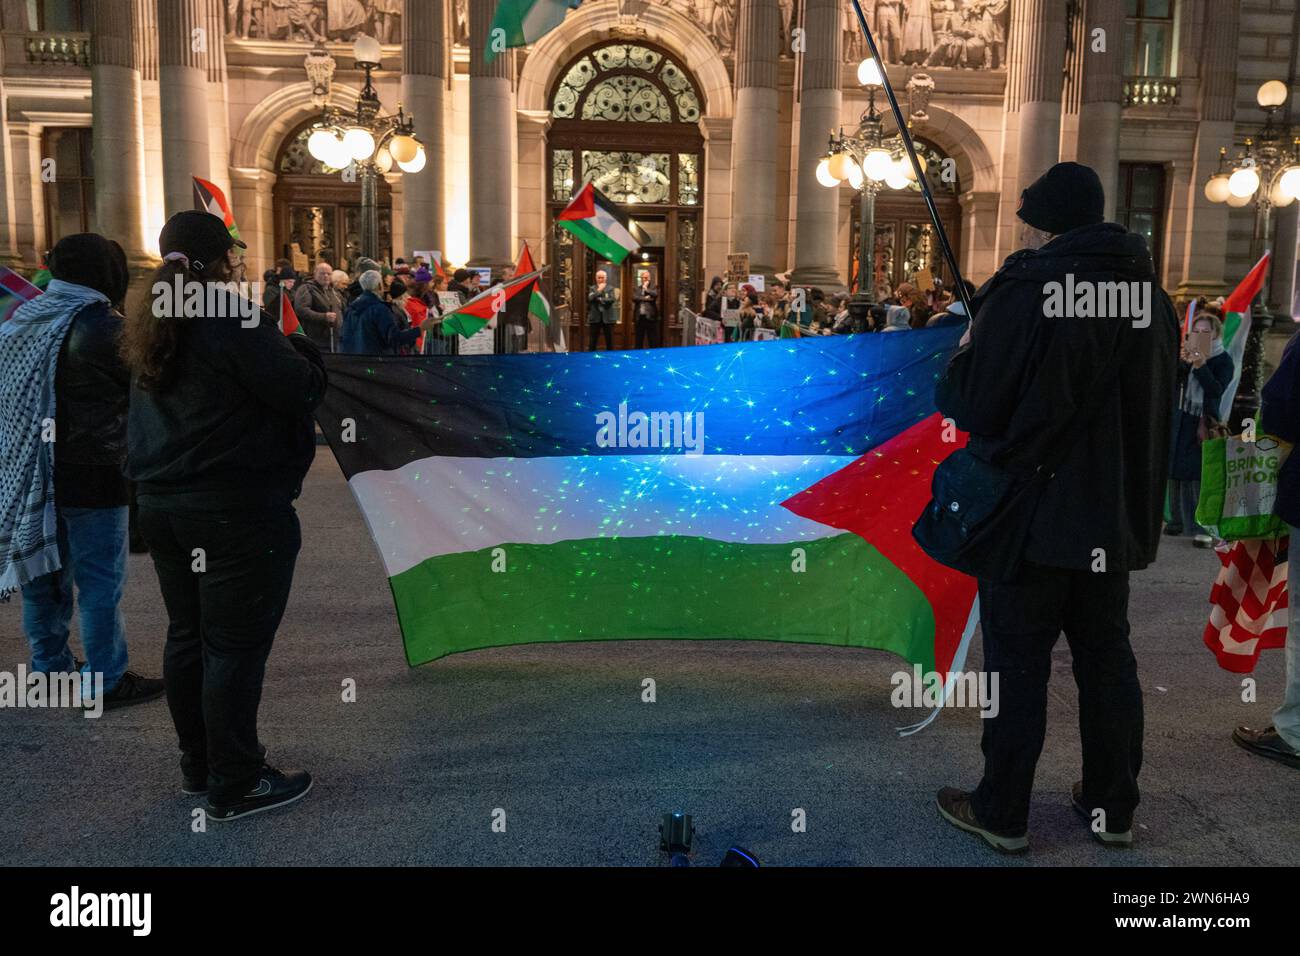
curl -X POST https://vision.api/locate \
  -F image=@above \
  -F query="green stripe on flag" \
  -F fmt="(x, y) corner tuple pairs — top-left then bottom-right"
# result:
(442, 312), (489, 338)
(559, 217), (636, 263)
(529, 287), (550, 326)
(388, 533), (937, 667)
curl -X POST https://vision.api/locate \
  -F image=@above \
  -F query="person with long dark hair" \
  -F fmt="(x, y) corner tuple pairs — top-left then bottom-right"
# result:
(122, 211), (327, 821)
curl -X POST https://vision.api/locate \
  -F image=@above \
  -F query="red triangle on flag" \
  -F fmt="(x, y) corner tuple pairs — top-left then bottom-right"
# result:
(1223, 253), (1271, 314)
(515, 241), (536, 276)
(557, 183), (595, 221)
(278, 288), (300, 335)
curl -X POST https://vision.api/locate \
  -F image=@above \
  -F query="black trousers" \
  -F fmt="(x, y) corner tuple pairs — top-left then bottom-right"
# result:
(635, 318), (659, 349)
(971, 562), (1142, 835)
(588, 322), (614, 351)
(139, 506), (301, 802)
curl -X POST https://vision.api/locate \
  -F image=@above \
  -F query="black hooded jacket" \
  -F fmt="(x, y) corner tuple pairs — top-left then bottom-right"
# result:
(46, 234), (132, 508)
(934, 222), (1179, 572)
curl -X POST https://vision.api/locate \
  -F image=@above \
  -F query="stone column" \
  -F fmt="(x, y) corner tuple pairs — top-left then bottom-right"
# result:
(468, 0), (514, 269)
(791, 0), (842, 287)
(202, 0), (232, 203)
(1077, 0), (1126, 220)
(996, 0), (1067, 257)
(158, 0), (215, 217)
(91, 0), (148, 263)
(1177, 0), (1237, 297)
(136, 0), (165, 253)
(729, 0), (781, 275)
(402, 0), (447, 262)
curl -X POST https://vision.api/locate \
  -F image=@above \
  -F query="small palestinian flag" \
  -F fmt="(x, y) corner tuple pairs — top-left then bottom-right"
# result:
(441, 267), (547, 338)
(501, 242), (553, 330)
(556, 183), (639, 264)
(0, 266), (42, 323)
(484, 0), (581, 63)
(193, 176), (241, 242)
(278, 288), (300, 336)
(1219, 252), (1270, 416)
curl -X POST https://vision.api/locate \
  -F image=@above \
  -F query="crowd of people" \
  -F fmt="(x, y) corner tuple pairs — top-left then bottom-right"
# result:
(1, 159), (1296, 844)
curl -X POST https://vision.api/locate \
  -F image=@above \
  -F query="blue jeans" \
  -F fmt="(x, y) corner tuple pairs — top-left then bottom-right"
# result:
(20, 506), (129, 695)
(1278, 526), (1300, 750)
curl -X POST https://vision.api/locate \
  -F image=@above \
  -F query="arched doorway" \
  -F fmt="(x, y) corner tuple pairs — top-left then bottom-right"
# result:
(546, 39), (705, 349)
(848, 137), (962, 299)
(273, 120), (393, 271)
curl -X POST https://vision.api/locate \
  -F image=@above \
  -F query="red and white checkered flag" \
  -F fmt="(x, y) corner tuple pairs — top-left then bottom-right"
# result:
(1204, 537), (1289, 673)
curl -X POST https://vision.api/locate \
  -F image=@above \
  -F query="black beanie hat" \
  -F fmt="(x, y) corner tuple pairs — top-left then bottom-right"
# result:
(158, 210), (246, 273)
(1017, 162), (1105, 235)
(48, 233), (130, 306)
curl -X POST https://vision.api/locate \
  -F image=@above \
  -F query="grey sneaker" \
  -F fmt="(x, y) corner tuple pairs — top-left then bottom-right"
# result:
(1071, 781), (1134, 847)
(935, 787), (1029, 854)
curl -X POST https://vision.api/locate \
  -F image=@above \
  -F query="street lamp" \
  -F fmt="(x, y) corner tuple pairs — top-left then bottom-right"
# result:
(818, 58), (912, 304)
(303, 36), (427, 262)
(1204, 79), (1300, 424)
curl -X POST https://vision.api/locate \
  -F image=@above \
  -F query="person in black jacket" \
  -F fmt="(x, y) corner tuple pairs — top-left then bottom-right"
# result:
(587, 269), (618, 350)
(1166, 310), (1234, 546)
(6, 233), (165, 710)
(122, 210), (327, 822)
(633, 271), (659, 348)
(930, 162), (1178, 853)
(1236, 334), (1300, 769)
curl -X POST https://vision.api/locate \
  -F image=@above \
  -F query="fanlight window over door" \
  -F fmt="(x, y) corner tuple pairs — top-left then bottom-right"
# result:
(551, 42), (702, 124)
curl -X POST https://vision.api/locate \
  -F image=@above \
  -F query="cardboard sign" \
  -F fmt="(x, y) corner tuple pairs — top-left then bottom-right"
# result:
(695, 314), (721, 345)
(726, 253), (749, 283)
(914, 267), (936, 293)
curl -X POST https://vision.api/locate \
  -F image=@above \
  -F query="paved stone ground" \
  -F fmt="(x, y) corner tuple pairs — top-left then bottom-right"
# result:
(1, 455), (1297, 867)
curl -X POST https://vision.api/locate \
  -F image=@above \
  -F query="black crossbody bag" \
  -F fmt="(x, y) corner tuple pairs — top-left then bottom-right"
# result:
(912, 360), (1123, 583)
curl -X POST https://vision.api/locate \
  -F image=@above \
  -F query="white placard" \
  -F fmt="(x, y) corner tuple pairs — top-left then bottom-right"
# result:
(696, 315), (722, 344)
(747, 274), (765, 292)
(720, 305), (741, 327)
(437, 292), (462, 313)
(459, 325), (495, 354)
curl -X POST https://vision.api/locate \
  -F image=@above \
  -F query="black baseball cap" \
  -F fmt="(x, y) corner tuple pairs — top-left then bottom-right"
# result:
(158, 210), (247, 273)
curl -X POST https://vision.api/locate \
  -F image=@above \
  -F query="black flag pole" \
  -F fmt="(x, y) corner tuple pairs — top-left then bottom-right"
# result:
(848, 0), (975, 322)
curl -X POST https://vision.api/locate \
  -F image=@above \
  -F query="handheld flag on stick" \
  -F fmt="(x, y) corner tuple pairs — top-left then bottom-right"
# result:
(193, 176), (241, 243)
(556, 183), (640, 264)
(484, 0), (582, 63)
(849, 0), (973, 321)
(278, 288), (300, 336)
(504, 242), (553, 329)
(1219, 252), (1271, 417)
(0, 267), (43, 323)
(441, 267), (548, 338)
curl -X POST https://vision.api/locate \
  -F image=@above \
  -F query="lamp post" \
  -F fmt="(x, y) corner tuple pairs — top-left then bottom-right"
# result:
(302, 36), (427, 263)
(816, 57), (912, 306)
(1203, 79), (1300, 425)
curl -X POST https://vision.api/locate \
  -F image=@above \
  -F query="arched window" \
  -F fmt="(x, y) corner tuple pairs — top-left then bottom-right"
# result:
(551, 42), (701, 124)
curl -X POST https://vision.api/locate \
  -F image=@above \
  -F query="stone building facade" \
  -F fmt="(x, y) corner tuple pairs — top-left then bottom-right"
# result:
(2, 0), (1298, 348)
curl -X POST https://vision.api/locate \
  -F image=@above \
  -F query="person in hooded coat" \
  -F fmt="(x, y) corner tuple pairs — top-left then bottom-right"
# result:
(930, 162), (1179, 854)
(0, 233), (165, 710)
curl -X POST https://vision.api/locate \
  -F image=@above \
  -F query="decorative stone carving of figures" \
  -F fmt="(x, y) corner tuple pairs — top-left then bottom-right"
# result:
(932, 0), (958, 35)
(709, 0), (735, 54)
(873, 0), (905, 63)
(900, 0), (932, 65)
(778, 0), (795, 57)
(263, 0), (326, 41)
(454, 0), (470, 46)
(976, 0), (1009, 70)
(842, 1), (867, 63)
(325, 0), (366, 38)
(926, 0), (983, 69)
(371, 0), (401, 42)
(228, 0), (255, 37)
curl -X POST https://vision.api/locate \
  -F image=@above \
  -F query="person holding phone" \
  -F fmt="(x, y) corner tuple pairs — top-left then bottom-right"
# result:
(1166, 308), (1235, 547)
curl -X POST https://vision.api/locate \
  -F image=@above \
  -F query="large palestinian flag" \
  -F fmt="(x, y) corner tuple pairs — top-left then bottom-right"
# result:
(556, 183), (639, 264)
(484, 0), (582, 63)
(317, 329), (979, 732)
